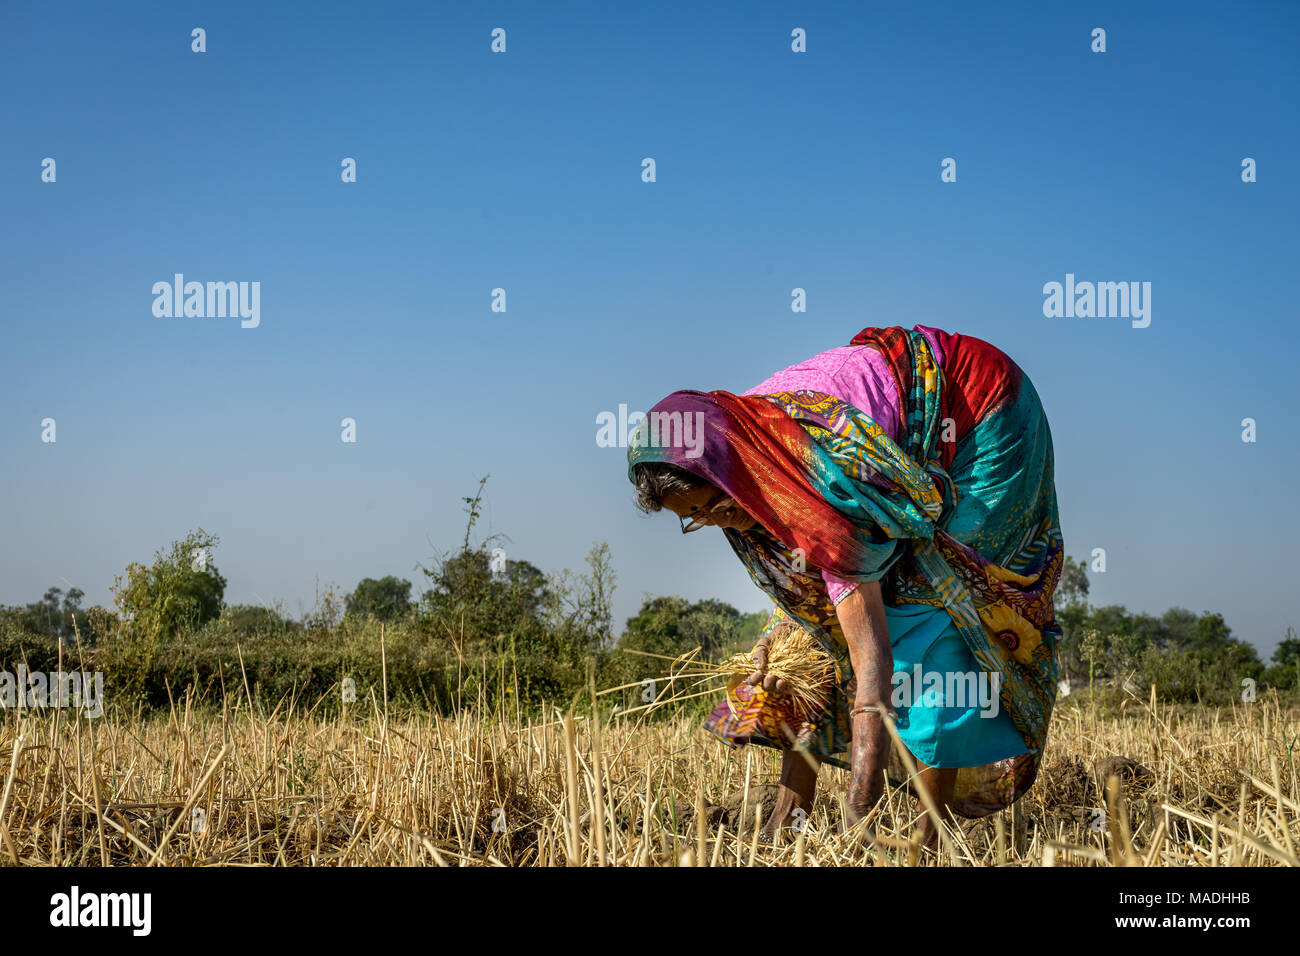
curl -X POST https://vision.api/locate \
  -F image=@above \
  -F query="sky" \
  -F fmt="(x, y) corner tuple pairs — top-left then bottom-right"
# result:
(1, 1), (1297, 658)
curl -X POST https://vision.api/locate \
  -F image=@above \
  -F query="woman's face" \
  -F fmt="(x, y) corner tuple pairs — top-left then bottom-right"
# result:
(661, 484), (760, 533)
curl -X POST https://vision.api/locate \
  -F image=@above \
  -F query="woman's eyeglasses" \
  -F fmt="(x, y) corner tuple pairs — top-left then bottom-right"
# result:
(679, 492), (739, 534)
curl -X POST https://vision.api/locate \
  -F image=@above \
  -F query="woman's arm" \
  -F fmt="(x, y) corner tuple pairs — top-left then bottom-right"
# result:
(835, 581), (893, 820)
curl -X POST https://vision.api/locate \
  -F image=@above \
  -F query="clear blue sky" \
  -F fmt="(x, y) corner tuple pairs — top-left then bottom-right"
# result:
(2, 1), (1297, 658)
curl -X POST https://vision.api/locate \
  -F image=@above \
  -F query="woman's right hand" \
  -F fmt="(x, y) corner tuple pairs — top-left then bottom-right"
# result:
(745, 632), (788, 692)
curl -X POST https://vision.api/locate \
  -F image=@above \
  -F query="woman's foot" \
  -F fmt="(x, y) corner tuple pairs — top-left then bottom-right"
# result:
(760, 746), (820, 841)
(912, 763), (958, 849)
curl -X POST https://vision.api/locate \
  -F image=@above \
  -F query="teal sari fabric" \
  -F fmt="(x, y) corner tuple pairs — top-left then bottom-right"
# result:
(886, 603), (1028, 768)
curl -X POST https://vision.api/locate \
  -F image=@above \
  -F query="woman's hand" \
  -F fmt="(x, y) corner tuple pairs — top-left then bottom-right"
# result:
(836, 583), (893, 824)
(847, 707), (889, 821)
(745, 631), (789, 692)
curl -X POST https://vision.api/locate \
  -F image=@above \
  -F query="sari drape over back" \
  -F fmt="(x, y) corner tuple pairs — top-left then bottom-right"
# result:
(627, 325), (1063, 816)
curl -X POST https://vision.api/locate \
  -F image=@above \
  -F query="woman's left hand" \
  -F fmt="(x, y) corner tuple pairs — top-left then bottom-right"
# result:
(846, 706), (888, 822)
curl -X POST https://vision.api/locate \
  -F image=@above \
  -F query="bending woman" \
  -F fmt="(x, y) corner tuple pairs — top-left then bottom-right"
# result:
(627, 325), (1063, 843)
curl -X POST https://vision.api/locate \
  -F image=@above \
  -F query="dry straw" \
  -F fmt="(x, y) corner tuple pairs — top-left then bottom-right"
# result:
(606, 621), (835, 721)
(716, 622), (835, 720)
(2, 621), (1295, 866)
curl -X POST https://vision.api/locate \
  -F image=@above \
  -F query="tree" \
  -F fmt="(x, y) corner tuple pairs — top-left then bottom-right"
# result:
(1273, 626), (1299, 669)
(1111, 630), (1147, 675)
(107, 529), (226, 701)
(1264, 626), (1299, 691)
(1160, 607), (1199, 649)
(1054, 604), (1090, 681)
(345, 576), (413, 621)
(221, 604), (298, 635)
(419, 475), (547, 639)
(420, 547), (552, 641)
(5, 586), (88, 641)
(1081, 628), (1109, 689)
(581, 542), (617, 650)
(618, 596), (762, 662)
(112, 529), (227, 641)
(1130, 612), (1171, 651)
(1055, 556), (1090, 609)
(552, 543), (617, 653)
(1089, 605), (1131, 638)
(1193, 612), (1233, 651)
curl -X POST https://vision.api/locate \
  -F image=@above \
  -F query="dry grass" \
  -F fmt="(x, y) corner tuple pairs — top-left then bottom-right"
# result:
(716, 623), (836, 720)
(1, 687), (1297, 867)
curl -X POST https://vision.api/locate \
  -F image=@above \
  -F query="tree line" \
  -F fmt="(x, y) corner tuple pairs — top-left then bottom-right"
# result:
(1, 488), (1294, 712)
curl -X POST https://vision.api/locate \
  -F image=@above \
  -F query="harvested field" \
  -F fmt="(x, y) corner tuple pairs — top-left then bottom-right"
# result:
(3, 689), (1297, 867)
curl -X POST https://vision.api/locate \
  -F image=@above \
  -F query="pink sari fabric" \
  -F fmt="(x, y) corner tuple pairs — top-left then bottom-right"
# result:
(743, 344), (904, 604)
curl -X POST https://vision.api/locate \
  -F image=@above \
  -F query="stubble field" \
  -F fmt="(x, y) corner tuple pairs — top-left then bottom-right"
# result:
(2, 688), (1297, 868)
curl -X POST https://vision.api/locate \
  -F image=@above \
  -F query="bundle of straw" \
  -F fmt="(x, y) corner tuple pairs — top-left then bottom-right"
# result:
(718, 622), (835, 719)
(598, 622), (836, 721)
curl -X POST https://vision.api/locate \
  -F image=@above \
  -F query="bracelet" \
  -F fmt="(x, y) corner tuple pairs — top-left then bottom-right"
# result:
(851, 703), (896, 720)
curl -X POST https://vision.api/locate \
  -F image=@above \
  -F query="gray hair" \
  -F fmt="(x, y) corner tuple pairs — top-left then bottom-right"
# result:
(630, 462), (710, 514)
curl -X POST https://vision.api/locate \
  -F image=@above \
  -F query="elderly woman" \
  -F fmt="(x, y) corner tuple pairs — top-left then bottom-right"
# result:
(627, 325), (1063, 845)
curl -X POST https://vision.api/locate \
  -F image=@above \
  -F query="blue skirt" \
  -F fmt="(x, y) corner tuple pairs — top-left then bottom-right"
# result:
(886, 602), (1027, 768)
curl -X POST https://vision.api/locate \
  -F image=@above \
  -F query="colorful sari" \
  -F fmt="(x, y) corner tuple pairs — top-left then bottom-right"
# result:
(626, 325), (1063, 817)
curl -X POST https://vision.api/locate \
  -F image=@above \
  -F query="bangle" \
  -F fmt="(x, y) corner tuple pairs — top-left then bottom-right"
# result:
(851, 703), (896, 720)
